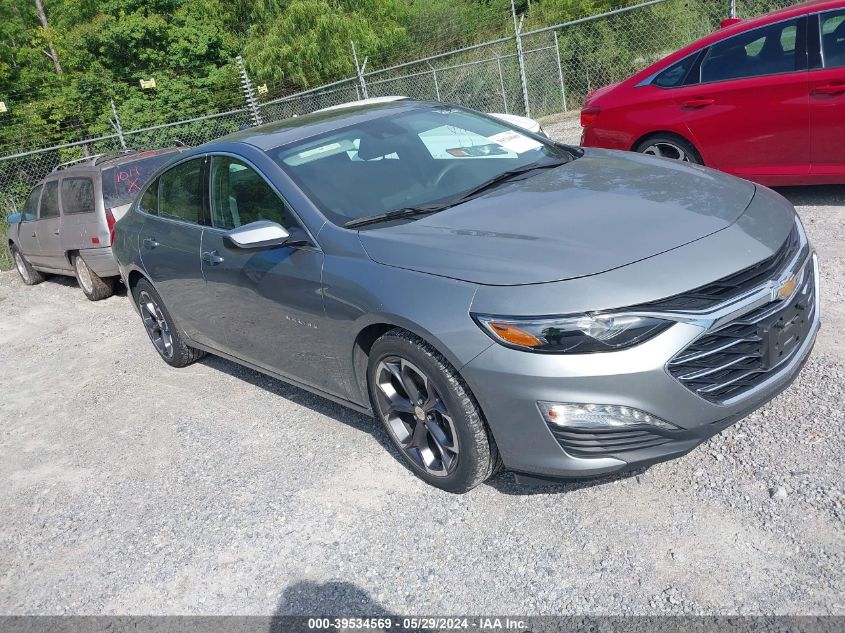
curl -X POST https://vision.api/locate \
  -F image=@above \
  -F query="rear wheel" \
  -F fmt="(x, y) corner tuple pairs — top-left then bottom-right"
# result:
(635, 134), (702, 165)
(73, 254), (115, 301)
(132, 278), (205, 367)
(11, 245), (44, 286)
(367, 329), (501, 493)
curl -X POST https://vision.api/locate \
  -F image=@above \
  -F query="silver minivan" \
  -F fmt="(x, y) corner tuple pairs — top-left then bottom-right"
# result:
(7, 148), (185, 300)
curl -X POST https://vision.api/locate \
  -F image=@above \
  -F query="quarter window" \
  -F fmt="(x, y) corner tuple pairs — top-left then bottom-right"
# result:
(61, 177), (95, 214)
(209, 156), (299, 231)
(701, 19), (800, 83)
(22, 185), (42, 222)
(39, 181), (60, 219)
(821, 10), (845, 68)
(157, 159), (205, 224)
(653, 54), (698, 88)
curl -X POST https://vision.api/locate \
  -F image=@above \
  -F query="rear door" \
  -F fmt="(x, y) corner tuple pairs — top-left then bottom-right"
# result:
(138, 156), (209, 344)
(34, 179), (69, 271)
(671, 16), (810, 180)
(16, 185), (42, 259)
(809, 8), (845, 178)
(199, 154), (339, 394)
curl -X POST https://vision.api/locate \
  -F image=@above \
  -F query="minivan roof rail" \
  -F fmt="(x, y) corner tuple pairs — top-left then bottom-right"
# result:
(51, 149), (138, 172)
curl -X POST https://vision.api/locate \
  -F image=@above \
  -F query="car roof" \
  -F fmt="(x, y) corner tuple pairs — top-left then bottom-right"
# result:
(210, 99), (438, 152)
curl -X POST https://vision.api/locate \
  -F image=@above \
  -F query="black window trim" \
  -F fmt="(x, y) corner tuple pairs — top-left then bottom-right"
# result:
(694, 15), (809, 86)
(204, 151), (320, 250)
(134, 154), (211, 229)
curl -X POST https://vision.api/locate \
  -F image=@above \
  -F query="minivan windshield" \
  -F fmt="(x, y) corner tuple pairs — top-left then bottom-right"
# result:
(271, 107), (574, 227)
(101, 151), (181, 208)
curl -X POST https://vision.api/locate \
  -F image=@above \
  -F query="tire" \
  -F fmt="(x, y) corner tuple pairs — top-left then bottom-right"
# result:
(131, 277), (206, 368)
(72, 254), (115, 301)
(634, 134), (702, 165)
(10, 244), (45, 286)
(367, 329), (502, 493)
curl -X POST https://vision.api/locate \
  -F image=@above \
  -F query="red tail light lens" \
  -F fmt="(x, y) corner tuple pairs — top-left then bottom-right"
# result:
(580, 106), (600, 128)
(105, 208), (117, 245)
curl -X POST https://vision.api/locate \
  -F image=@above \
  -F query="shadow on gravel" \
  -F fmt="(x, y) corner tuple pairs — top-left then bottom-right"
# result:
(775, 184), (845, 206)
(485, 466), (647, 496)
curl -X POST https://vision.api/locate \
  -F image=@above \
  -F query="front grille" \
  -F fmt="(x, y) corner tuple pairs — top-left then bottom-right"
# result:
(668, 258), (815, 403)
(547, 425), (672, 458)
(640, 225), (803, 311)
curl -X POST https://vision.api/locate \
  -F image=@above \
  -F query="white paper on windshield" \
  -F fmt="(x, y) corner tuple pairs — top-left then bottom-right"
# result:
(488, 130), (542, 154)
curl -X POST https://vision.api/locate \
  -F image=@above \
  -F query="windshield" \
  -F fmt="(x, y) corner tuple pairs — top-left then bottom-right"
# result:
(101, 151), (181, 208)
(270, 107), (573, 226)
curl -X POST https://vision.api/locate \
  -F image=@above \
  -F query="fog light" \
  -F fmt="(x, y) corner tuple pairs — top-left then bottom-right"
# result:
(538, 402), (678, 430)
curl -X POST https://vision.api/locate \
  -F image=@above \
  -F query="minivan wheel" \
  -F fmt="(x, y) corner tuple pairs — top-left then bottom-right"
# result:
(132, 278), (206, 367)
(635, 134), (702, 165)
(11, 245), (44, 286)
(72, 255), (115, 301)
(367, 329), (501, 493)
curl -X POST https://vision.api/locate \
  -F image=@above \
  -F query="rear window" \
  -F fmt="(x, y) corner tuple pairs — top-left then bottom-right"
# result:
(101, 152), (180, 208)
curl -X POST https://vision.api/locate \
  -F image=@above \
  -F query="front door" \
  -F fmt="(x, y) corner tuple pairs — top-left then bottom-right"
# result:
(34, 179), (68, 271)
(673, 16), (810, 180)
(16, 185), (42, 261)
(199, 155), (342, 396)
(809, 8), (845, 179)
(137, 157), (209, 344)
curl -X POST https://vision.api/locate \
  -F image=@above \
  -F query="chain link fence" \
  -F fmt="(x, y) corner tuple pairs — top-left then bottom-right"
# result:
(0, 0), (799, 270)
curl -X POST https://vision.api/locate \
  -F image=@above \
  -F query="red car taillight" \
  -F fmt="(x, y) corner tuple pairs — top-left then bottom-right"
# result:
(105, 208), (117, 245)
(580, 106), (600, 128)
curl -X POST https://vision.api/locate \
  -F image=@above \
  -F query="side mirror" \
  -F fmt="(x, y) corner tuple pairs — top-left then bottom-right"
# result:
(225, 220), (290, 249)
(6, 212), (21, 225)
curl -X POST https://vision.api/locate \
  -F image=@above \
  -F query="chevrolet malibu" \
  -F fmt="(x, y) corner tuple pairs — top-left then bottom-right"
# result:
(113, 100), (819, 492)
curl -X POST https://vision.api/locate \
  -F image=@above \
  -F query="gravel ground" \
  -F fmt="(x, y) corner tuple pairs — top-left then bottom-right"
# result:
(0, 125), (843, 615)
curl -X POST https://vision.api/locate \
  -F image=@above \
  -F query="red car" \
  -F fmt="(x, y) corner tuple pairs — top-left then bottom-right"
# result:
(580, 0), (845, 186)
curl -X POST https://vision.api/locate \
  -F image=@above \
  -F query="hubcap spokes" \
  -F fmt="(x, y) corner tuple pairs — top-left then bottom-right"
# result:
(643, 142), (689, 162)
(139, 291), (174, 358)
(375, 358), (459, 477)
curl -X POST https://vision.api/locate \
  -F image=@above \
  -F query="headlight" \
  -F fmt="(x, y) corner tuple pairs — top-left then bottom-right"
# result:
(473, 313), (672, 353)
(538, 402), (678, 430)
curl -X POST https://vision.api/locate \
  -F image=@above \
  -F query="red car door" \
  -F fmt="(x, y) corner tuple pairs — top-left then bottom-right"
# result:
(672, 16), (810, 183)
(809, 8), (845, 180)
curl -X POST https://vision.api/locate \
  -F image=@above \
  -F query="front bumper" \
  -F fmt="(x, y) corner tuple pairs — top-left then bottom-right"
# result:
(461, 253), (820, 480)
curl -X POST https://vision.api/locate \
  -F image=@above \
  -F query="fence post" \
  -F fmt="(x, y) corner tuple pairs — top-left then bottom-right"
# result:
(552, 31), (568, 113)
(109, 99), (127, 149)
(730, 0), (737, 18)
(496, 56), (508, 113)
(427, 63), (441, 101)
(351, 40), (369, 99)
(236, 55), (263, 127)
(511, 0), (530, 118)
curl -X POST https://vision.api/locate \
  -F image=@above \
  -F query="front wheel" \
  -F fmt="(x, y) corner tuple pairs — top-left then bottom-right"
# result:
(635, 134), (702, 165)
(367, 329), (501, 493)
(132, 278), (206, 368)
(73, 254), (115, 301)
(11, 245), (45, 286)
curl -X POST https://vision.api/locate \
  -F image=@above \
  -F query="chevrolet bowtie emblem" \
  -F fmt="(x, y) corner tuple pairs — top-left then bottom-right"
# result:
(772, 275), (797, 301)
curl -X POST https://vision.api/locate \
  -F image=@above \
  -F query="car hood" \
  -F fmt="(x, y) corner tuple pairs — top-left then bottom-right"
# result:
(358, 149), (756, 286)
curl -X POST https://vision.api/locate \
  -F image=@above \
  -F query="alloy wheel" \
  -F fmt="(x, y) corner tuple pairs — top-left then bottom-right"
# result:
(138, 290), (174, 359)
(642, 141), (691, 162)
(14, 251), (29, 283)
(374, 357), (459, 477)
(75, 258), (94, 294)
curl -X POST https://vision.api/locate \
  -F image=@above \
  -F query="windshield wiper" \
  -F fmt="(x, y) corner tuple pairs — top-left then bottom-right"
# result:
(345, 158), (568, 229)
(345, 205), (444, 228)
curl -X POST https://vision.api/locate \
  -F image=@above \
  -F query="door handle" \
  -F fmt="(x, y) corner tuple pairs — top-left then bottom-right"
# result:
(201, 250), (224, 265)
(53, 230), (60, 235)
(143, 238), (160, 249)
(812, 83), (845, 95)
(31, 233), (36, 238)
(681, 97), (715, 108)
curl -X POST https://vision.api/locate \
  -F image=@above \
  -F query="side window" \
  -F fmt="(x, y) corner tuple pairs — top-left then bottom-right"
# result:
(821, 10), (845, 69)
(60, 177), (95, 214)
(137, 178), (159, 215)
(157, 159), (205, 224)
(209, 156), (301, 231)
(701, 19), (800, 83)
(39, 181), (60, 219)
(653, 54), (698, 88)
(22, 185), (42, 222)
